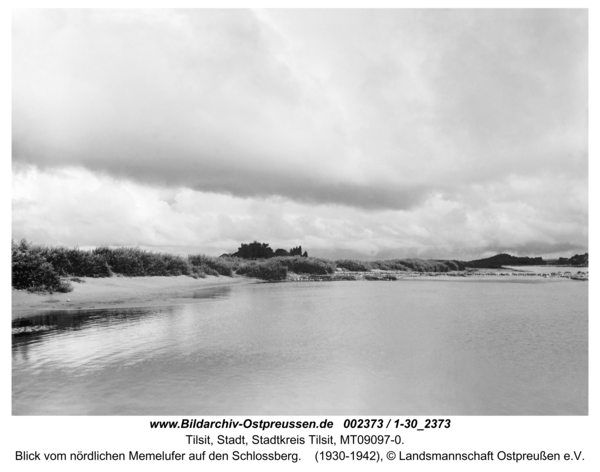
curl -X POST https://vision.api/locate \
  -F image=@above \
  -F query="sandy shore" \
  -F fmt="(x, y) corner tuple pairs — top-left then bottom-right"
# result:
(13, 268), (584, 320)
(12, 275), (258, 319)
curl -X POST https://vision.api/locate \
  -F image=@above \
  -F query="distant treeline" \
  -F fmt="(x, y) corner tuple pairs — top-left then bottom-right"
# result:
(468, 253), (589, 268)
(468, 254), (545, 269)
(557, 253), (588, 267)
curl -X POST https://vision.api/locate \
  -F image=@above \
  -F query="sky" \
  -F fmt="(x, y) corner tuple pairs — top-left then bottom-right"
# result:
(11, 8), (588, 260)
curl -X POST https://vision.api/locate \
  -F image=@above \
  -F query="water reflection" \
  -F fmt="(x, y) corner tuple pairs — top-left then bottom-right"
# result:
(13, 280), (587, 415)
(13, 306), (171, 343)
(176, 285), (232, 299)
(12, 285), (233, 341)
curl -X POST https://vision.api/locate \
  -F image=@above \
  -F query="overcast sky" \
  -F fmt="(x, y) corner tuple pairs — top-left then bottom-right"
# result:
(12, 9), (588, 260)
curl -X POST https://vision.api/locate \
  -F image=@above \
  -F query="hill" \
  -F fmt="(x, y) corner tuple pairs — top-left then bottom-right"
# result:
(556, 253), (588, 267)
(468, 253), (545, 269)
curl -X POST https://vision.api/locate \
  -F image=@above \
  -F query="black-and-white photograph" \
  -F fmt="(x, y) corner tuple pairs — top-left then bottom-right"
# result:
(12, 8), (587, 416)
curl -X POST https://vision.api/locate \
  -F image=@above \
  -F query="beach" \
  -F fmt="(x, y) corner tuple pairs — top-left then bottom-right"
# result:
(12, 275), (258, 319)
(13, 267), (587, 320)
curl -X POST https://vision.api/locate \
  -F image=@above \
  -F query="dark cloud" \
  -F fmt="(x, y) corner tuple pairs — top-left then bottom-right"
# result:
(13, 139), (432, 210)
(12, 165), (588, 260)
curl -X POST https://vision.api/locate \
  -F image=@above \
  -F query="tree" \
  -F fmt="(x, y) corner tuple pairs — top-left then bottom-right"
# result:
(232, 241), (274, 259)
(289, 246), (303, 256)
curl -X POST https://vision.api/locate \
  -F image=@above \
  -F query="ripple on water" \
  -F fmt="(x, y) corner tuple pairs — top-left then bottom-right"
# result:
(12, 280), (587, 415)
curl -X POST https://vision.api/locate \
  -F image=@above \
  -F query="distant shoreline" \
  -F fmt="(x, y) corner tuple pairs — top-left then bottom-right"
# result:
(12, 266), (588, 320)
(282, 266), (588, 283)
(12, 239), (588, 294)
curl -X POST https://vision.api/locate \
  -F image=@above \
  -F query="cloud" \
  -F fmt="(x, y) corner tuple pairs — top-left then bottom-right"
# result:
(13, 9), (587, 212)
(12, 166), (588, 260)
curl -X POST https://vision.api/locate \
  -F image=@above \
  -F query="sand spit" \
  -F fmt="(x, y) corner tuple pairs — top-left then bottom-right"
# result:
(284, 269), (589, 282)
(12, 275), (257, 319)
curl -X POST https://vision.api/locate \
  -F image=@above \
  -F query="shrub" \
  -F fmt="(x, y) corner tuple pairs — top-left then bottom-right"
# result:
(446, 260), (469, 271)
(335, 259), (372, 272)
(42, 247), (112, 277)
(274, 256), (335, 275)
(190, 263), (220, 277)
(93, 246), (190, 276)
(93, 247), (145, 276)
(12, 240), (72, 293)
(371, 259), (410, 271)
(161, 253), (191, 276)
(371, 258), (468, 272)
(188, 254), (234, 277)
(220, 256), (245, 272)
(236, 259), (288, 281)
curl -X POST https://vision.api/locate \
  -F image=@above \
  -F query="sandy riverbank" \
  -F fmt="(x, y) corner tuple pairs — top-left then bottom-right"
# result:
(12, 275), (258, 319)
(13, 268), (586, 319)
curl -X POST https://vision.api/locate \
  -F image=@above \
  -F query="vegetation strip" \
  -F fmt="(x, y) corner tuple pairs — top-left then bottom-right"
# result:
(12, 239), (588, 294)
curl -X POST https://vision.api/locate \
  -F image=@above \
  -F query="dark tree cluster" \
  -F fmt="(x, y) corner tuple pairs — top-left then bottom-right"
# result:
(467, 253), (545, 269)
(289, 246), (308, 257)
(557, 253), (588, 267)
(226, 241), (308, 260)
(230, 241), (274, 259)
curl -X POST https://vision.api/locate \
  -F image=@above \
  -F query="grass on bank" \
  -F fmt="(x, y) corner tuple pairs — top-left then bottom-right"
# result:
(11, 240), (338, 291)
(335, 258), (468, 272)
(12, 239), (469, 293)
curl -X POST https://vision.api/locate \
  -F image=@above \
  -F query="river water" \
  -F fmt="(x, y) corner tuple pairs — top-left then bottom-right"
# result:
(12, 278), (587, 415)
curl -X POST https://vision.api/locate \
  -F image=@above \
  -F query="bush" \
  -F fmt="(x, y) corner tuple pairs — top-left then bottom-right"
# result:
(162, 253), (191, 275)
(93, 247), (145, 276)
(371, 258), (468, 272)
(236, 259), (288, 281)
(219, 256), (246, 272)
(335, 259), (372, 272)
(93, 246), (190, 276)
(41, 246), (112, 277)
(371, 259), (410, 271)
(188, 254), (234, 276)
(12, 240), (72, 293)
(190, 263), (219, 277)
(274, 256), (335, 275)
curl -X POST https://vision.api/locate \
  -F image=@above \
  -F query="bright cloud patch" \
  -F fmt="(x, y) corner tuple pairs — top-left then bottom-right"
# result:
(12, 10), (587, 258)
(12, 166), (587, 260)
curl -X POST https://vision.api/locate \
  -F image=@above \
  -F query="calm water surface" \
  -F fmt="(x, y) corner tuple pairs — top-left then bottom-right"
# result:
(13, 279), (587, 415)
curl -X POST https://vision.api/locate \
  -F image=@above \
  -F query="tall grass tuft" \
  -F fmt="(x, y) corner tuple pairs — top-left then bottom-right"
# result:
(92, 246), (190, 276)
